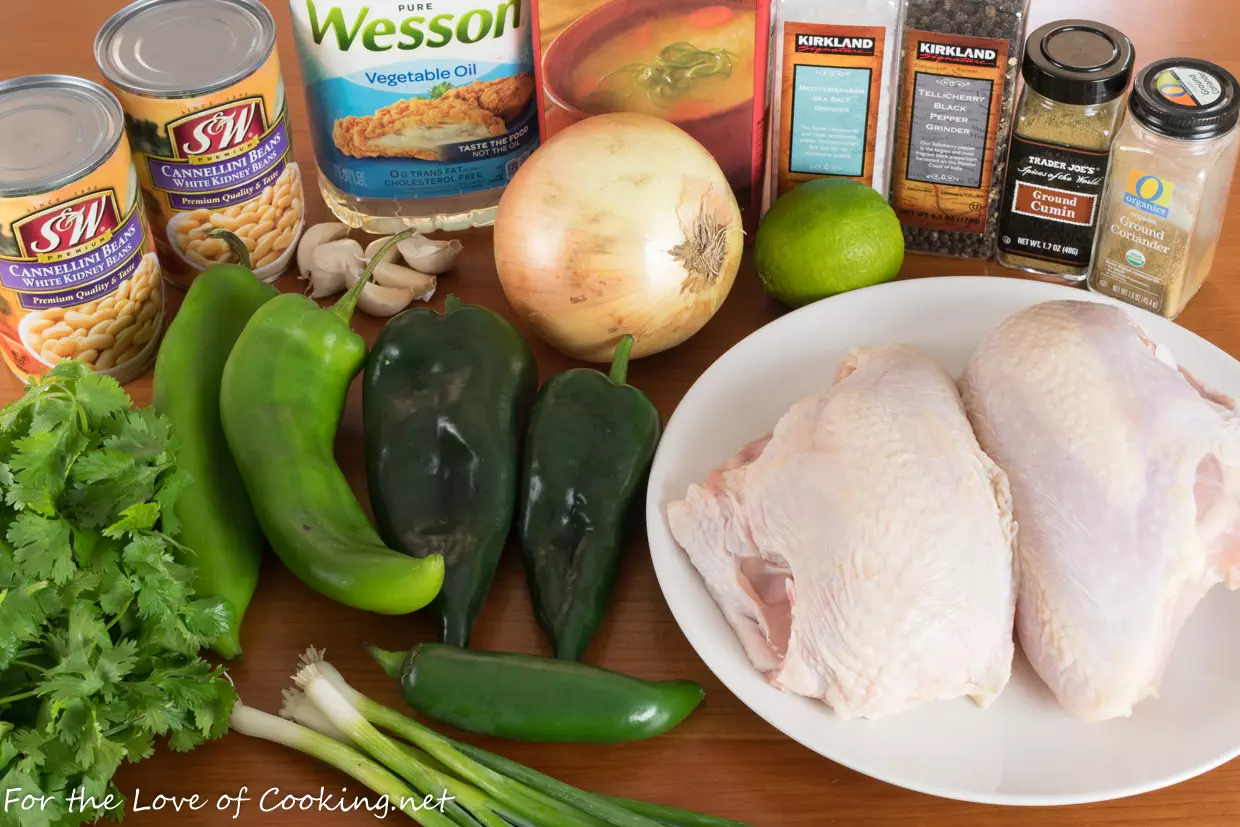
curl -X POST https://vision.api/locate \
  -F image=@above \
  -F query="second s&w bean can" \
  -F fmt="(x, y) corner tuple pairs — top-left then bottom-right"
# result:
(0, 76), (164, 384)
(96, 0), (304, 287)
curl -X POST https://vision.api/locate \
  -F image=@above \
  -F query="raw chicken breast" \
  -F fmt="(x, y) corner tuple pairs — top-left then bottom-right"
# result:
(962, 300), (1240, 722)
(668, 345), (1017, 719)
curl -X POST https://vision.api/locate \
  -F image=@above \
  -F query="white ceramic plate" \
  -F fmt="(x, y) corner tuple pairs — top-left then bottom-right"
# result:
(646, 276), (1240, 806)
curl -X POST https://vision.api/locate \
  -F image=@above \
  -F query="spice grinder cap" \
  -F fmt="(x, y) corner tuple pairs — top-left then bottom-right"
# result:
(1022, 20), (1135, 106)
(1129, 58), (1240, 140)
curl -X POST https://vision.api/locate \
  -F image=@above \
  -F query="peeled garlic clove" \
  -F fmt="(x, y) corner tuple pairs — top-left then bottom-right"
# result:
(358, 283), (418, 317)
(297, 222), (349, 279)
(397, 235), (463, 275)
(372, 261), (437, 296)
(361, 235), (401, 266)
(310, 238), (364, 299)
(342, 266), (416, 317)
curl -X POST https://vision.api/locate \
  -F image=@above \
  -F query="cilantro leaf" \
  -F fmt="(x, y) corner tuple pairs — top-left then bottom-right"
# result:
(7, 514), (74, 584)
(101, 409), (171, 462)
(103, 503), (160, 538)
(72, 374), (129, 424)
(153, 468), (189, 536)
(0, 367), (234, 826)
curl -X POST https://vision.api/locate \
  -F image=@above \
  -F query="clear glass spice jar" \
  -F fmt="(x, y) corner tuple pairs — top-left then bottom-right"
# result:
(887, 0), (1031, 259)
(1089, 58), (1240, 318)
(997, 21), (1135, 280)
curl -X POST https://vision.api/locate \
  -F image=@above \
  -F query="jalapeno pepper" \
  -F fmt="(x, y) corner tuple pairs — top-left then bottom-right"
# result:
(152, 231), (277, 659)
(219, 232), (444, 615)
(363, 296), (537, 646)
(367, 643), (704, 744)
(518, 335), (661, 661)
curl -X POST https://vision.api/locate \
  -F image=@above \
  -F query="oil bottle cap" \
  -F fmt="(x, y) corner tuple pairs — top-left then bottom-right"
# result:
(1022, 20), (1135, 106)
(1129, 58), (1240, 140)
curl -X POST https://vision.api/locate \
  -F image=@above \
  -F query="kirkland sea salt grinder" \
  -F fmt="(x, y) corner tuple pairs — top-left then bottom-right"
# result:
(996, 21), (1135, 280)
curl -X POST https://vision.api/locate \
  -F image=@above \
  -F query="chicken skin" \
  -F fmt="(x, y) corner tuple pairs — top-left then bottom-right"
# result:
(668, 345), (1017, 719)
(962, 300), (1240, 722)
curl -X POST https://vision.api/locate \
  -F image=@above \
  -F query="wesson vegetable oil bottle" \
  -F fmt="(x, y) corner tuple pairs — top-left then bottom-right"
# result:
(288, 0), (541, 233)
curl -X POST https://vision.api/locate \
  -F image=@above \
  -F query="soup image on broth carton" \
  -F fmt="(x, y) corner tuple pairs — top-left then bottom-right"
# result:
(533, 0), (771, 226)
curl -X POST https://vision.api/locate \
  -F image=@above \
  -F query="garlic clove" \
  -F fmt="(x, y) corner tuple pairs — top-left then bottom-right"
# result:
(397, 235), (463, 275)
(342, 266), (417, 317)
(296, 222), (350, 279)
(307, 267), (346, 299)
(372, 261), (437, 296)
(361, 235), (401, 266)
(309, 238), (364, 299)
(358, 284), (418, 317)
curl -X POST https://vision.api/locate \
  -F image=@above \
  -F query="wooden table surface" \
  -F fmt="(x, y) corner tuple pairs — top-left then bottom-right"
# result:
(3, 1), (1240, 824)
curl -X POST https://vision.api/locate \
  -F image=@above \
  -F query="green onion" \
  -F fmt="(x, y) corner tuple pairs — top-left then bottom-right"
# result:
(601, 795), (754, 827)
(229, 701), (442, 826)
(299, 651), (599, 827)
(281, 688), (485, 827)
(292, 661), (494, 827)
(448, 738), (667, 827)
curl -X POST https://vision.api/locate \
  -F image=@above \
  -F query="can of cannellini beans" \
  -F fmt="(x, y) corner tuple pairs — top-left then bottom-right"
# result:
(95, 0), (303, 287)
(0, 76), (164, 384)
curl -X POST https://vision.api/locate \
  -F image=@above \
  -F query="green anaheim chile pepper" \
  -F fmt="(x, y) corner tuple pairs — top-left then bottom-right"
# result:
(519, 335), (661, 660)
(152, 231), (277, 659)
(368, 643), (704, 744)
(220, 231), (444, 615)
(364, 295), (537, 646)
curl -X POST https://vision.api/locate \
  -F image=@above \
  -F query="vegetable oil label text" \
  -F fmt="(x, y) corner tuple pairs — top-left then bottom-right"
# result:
(290, 0), (539, 201)
(0, 142), (163, 382)
(106, 52), (302, 286)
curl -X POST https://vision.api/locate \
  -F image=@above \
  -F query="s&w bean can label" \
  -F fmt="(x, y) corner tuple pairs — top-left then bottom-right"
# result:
(96, 0), (303, 287)
(0, 76), (164, 384)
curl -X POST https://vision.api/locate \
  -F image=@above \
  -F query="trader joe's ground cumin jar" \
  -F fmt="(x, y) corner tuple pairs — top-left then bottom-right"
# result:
(96, 0), (303, 288)
(0, 76), (164, 384)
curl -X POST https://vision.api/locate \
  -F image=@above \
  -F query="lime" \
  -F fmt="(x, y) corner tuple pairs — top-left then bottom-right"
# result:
(755, 179), (905, 306)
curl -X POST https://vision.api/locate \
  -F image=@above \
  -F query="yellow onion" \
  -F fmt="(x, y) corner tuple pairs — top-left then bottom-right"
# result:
(494, 112), (744, 362)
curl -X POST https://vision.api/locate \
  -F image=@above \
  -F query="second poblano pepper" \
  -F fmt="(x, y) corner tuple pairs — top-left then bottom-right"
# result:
(364, 295), (537, 646)
(518, 335), (661, 660)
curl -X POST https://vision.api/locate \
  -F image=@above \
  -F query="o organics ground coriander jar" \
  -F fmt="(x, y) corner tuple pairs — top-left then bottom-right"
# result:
(996, 21), (1134, 280)
(1089, 59), (1240, 318)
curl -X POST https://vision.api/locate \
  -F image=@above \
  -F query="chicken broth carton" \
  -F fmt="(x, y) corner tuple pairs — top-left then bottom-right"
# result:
(532, 0), (771, 229)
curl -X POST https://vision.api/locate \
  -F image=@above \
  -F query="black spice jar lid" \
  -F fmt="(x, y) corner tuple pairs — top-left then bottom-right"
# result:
(1022, 20), (1135, 106)
(1129, 58), (1240, 140)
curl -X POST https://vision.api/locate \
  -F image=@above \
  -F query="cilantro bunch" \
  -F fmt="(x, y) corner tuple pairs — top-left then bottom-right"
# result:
(0, 361), (236, 827)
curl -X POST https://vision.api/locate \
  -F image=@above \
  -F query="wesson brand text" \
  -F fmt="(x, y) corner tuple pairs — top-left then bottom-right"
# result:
(305, 0), (523, 52)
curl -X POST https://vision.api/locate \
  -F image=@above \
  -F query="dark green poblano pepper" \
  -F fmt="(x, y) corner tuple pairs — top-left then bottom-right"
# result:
(364, 295), (537, 646)
(518, 335), (661, 660)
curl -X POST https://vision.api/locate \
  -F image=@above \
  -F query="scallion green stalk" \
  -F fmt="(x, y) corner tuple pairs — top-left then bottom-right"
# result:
(307, 654), (609, 827)
(447, 738), (668, 827)
(599, 796), (755, 827)
(293, 662), (489, 827)
(229, 702), (441, 826)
